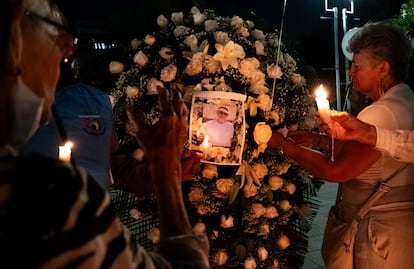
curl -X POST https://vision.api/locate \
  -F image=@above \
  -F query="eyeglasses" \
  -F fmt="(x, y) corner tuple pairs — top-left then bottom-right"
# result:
(25, 11), (75, 37)
(25, 11), (75, 57)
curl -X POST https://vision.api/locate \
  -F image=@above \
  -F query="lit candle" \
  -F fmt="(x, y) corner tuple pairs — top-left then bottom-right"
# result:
(59, 141), (72, 162)
(315, 84), (331, 124)
(199, 135), (212, 158)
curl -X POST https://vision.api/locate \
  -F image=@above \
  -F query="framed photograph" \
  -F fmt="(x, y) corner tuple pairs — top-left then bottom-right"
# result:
(189, 91), (246, 165)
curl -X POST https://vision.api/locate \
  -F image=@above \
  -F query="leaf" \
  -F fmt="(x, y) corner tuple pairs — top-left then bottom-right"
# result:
(229, 182), (240, 205)
(235, 244), (247, 260)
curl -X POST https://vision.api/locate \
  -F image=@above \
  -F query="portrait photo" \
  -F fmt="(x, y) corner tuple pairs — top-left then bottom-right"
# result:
(189, 91), (246, 165)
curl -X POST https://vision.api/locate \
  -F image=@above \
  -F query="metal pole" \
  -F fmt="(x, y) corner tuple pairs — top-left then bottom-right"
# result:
(333, 7), (341, 110)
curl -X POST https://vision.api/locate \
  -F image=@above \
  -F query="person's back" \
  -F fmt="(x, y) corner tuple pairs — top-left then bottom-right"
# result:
(21, 82), (113, 188)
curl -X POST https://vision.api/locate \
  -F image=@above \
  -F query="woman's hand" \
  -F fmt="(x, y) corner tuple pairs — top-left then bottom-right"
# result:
(181, 149), (203, 181)
(267, 132), (285, 149)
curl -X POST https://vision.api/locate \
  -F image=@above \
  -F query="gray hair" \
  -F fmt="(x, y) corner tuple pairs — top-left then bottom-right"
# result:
(349, 20), (412, 82)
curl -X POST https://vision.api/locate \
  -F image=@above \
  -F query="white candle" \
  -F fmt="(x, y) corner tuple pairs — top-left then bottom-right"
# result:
(315, 84), (331, 124)
(199, 135), (212, 158)
(59, 141), (72, 162)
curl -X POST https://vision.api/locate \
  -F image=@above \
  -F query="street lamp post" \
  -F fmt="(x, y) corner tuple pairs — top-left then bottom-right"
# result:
(323, 0), (354, 111)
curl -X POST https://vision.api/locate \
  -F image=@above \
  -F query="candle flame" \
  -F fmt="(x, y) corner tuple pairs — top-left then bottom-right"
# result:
(64, 141), (73, 149)
(202, 135), (209, 147)
(315, 84), (327, 99)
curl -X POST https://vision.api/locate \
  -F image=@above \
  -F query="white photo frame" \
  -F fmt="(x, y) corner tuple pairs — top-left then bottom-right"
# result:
(189, 91), (246, 165)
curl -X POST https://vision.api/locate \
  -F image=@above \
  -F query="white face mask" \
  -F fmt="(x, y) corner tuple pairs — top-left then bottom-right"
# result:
(10, 76), (45, 147)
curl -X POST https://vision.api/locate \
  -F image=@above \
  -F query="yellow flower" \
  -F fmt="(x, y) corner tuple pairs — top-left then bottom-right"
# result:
(213, 41), (245, 71)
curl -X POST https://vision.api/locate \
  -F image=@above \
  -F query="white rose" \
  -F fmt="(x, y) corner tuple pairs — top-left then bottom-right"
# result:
(173, 25), (191, 37)
(160, 64), (177, 82)
(203, 55), (220, 74)
(192, 222), (206, 235)
(159, 47), (174, 61)
(129, 208), (141, 220)
(202, 164), (218, 179)
(256, 94), (272, 111)
(109, 61), (124, 74)
(267, 64), (283, 79)
(214, 250), (228, 266)
(264, 206), (279, 219)
(252, 162), (268, 179)
(285, 182), (297, 195)
(258, 223), (270, 236)
(188, 187), (203, 203)
(279, 200), (292, 212)
(130, 38), (141, 50)
(144, 34), (156, 45)
(157, 14), (168, 28)
(291, 73), (303, 84)
(147, 227), (160, 244)
(204, 19), (219, 32)
(133, 51), (149, 66)
(244, 257), (257, 269)
(220, 214), (234, 228)
(125, 85), (139, 98)
(146, 78), (164, 95)
(214, 31), (230, 45)
(253, 122), (272, 145)
(196, 204), (208, 215)
(243, 183), (258, 198)
(277, 235), (290, 250)
(193, 12), (206, 25)
(216, 178), (234, 194)
(257, 247), (268, 261)
(254, 40), (265, 55)
(171, 11), (184, 25)
(251, 29), (265, 40)
(268, 175), (284, 190)
(250, 203), (266, 218)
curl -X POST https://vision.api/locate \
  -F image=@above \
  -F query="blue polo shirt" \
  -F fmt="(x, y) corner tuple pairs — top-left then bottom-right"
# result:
(21, 83), (113, 188)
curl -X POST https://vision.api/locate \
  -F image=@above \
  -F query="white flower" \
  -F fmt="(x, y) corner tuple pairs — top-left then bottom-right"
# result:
(251, 29), (265, 41)
(253, 122), (272, 145)
(109, 61), (124, 74)
(257, 247), (268, 261)
(192, 222), (207, 235)
(130, 38), (141, 50)
(157, 14), (168, 28)
(130, 208), (142, 220)
(159, 47), (174, 61)
(267, 64), (283, 79)
(160, 64), (177, 82)
(126, 85), (139, 98)
(147, 78), (164, 95)
(244, 257), (257, 269)
(279, 200), (292, 212)
(214, 31), (230, 45)
(277, 235), (290, 250)
(213, 41), (246, 70)
(203, 55), (220, 74)
(171, 11), (184, 25)
(264, 206), (279, 219)
(144, 34), (156, 45)
(204, 19), (219, 32)
(188, 187), (203, 203)
(216, 178), (234, 194)
(251, 162), (268, 179)
(285, 183), (297, 195)
(268, 175), (284, 190)
(214, 250), (228, 266)
(254, 40), (265, 55)
(133, 51), (149, 66)
(243, 183), (258, 198)
(258, 223), (270, 236)
(173, 25), (191, 37)
(184, 52), (205, 75)
(220, 214), (234, 228)
(250, 203), (266, 218)
(147, 227), (160, 244)
(202, 164), (218, 179)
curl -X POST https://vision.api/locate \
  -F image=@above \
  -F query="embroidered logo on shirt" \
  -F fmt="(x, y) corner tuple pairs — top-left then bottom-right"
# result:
(81, 115), (106, 135)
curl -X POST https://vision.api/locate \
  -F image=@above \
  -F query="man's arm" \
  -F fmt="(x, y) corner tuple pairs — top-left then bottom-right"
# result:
(327, 111), (414, 163)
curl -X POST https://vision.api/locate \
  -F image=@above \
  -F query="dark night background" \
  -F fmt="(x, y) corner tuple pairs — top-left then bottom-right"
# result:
(62, 0), (410, 108)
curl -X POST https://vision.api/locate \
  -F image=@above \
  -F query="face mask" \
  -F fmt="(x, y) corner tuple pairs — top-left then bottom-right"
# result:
(10, 76), (45, 147)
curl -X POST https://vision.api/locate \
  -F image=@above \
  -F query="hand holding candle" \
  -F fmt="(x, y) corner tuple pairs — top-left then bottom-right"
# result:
(59, 141), (72, 162)
(315, 84), (331, 124)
